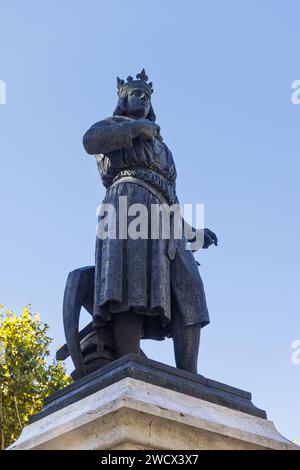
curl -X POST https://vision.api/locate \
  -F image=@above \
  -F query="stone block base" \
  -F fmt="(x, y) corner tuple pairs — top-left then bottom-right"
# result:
(8, 355), (298, 450)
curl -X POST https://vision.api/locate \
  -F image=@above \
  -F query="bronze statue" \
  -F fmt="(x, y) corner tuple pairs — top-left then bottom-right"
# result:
(57, 70), (217, 379)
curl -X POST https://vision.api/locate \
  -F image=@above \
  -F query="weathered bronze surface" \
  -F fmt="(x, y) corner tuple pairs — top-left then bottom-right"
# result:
(58, 70), (217, 379)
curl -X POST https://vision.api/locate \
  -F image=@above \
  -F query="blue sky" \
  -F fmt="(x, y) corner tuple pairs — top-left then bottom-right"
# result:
(0, 0), (299, 442)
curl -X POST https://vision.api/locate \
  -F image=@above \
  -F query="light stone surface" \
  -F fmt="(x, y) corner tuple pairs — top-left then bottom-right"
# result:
(8, 378), (298, 450)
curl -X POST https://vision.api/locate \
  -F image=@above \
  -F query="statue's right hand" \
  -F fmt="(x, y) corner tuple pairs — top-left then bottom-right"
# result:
(133, 119), (160, 140)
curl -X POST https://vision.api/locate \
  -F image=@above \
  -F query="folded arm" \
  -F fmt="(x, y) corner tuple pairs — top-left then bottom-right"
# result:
(83, 118), (139, 155)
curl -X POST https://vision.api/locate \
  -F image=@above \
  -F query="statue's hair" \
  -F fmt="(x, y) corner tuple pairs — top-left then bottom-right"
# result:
(113, 95), (156, 122)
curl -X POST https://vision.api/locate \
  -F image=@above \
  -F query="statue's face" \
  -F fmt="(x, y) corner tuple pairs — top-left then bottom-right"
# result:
(125, 87), (151, 119)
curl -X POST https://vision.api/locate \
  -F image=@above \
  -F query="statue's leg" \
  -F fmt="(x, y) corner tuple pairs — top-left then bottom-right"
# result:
(171, 303), (201, 374)
(112, 310), (143, 358)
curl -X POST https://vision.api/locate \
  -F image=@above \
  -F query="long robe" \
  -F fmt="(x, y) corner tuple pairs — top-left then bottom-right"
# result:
(83, 115), (210, 339)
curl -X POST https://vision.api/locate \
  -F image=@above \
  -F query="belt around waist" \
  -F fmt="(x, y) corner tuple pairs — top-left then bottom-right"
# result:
(107, 176), (177, 260)
(108, 176), (170, 205)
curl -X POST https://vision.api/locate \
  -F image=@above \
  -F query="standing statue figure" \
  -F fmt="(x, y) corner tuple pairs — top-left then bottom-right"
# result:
(81, 69), (217, 374)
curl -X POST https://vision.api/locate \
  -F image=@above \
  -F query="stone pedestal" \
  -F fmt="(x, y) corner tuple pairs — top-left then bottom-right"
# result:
(8, 355), (298, 450)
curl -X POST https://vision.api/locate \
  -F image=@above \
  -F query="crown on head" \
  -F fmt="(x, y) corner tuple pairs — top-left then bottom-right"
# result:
(117, 68), (154, 96)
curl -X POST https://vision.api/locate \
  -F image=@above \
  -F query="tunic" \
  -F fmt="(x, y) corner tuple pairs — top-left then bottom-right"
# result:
(83, 115), (209, 340)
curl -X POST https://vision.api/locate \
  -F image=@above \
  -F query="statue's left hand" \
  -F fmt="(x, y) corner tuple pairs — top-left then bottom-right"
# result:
(203, 228), (218, 249)
(183, 221), (218, 251)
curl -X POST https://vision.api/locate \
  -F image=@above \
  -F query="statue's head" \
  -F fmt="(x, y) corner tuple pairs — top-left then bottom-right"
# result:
(113, 69), (156, 121)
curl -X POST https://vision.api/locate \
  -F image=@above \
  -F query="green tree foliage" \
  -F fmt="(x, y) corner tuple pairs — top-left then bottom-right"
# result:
(0, 304), (72, 449)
